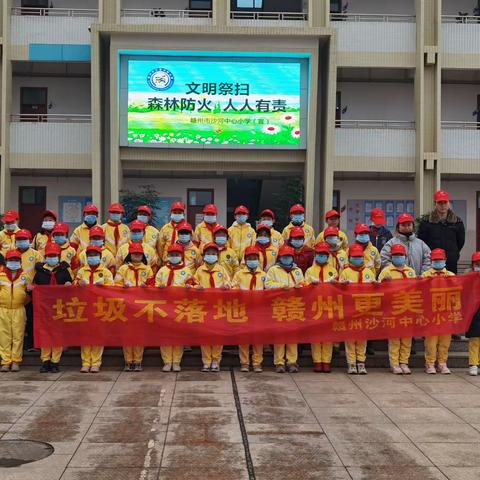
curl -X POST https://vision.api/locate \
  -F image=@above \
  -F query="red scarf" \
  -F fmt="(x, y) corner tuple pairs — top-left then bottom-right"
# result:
(107, 220), (121, 249)
(201, 267), (217, 288)
(166, 262), (185, 286)
(256, 242), (270, 270)
(350, 266), (365, 283)
(169, 221), (181, 246)
(248, 269), (258, 290)
(88, 266), (98, 285)
(317, 263), (325, 282)
(392, 267), (409, 279)
(128, 264), (141, 286)
(330, 250), (341, 271)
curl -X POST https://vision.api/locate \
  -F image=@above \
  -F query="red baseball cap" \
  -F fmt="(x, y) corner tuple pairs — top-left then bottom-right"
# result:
(167, 244), (184, 255)
(256, 223), (272, 232)
(83, 204), (99, 215)
(324, 226), (339, 237)
(434, 190), (449, 202)
(234, 205), (249, 215)
(289, 226), (305, 238)
(130, 220), (147, 231)
(2, 210), (19, 223)
(397, 213), (414, 224)
(314, 242), (330, 254)
(354, 223), (370, 234)
(278, 245), (295, 257)
(203, 242), (220, 254)
(43, 209), (57, 220)
(15, 229), (32, 240)
(45, 242), (61, 256)
(213, 225), (228, 235)
(137, 205), (152, 216)
(203, 204), (218, 215)
(108, 203), (124, 213)
(177, 221), (193, 233)
(171, 202), (186, 212)
(128, 243), (144, 255)
(53, 222), (69, 234)
(260, 209), (275, 219)
(89, 226), (105, 238)
(6, 249), (21, 260)
(244, 246), (260, 257)
(370, 208), (386, 225)
(290, 204), (305, 215)
(348, 244), (364, 257)
(472, 252), (480, 263)
(86, 245), (102, 255)
(391, 244), (407, 256)
(431, 248), (446, 260)
(325, 209), (340, 220)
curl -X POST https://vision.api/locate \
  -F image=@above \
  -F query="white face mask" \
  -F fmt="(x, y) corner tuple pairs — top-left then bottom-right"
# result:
(42, 220), (55, 230)
(204, 215), (217, 224)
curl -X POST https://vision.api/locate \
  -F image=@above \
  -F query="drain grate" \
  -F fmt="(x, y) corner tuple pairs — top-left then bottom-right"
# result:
(0, 440), (54, 468)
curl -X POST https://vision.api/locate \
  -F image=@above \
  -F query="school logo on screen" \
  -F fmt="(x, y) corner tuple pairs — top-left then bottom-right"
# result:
(147, 68), (174, 91)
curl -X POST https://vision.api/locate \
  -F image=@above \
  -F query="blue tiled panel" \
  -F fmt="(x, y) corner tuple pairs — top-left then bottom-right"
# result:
(29, 44), (91, 61)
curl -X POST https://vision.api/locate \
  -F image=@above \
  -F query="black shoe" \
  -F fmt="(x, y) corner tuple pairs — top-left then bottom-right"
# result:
(50, 363), (60, 373)
(39, 361), (51, 373)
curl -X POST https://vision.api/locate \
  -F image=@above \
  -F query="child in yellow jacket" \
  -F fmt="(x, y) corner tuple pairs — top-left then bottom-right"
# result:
(114, 242), (154, 372)
(228, 205), (256, 259)
(75, 245), (114, 373)
(77, 226), (116, 275)
(378, 243), (416, 375)
(354, 223), (381, 276)
(157, 201), (187, 263)
(422, 248), (455, 374)
(102, 203), (130, 256)
(305, 242), (338, 373)
(265, 245), (305, 373)
(255, 223), (279, 271)
(214, 225), (240, 281)
(175, 221), (202, 274)
(0, 250), (30, 372)
(155, 244), (193, 372)
(232, 246), (267, 373)
(339, 244), (376, 375)
(15, 229), (43, 281)
(194, 243), (230, 372)
(316, 209), (349, 251)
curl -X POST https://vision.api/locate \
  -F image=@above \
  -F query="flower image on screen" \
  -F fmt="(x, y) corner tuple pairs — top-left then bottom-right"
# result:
(126, 56), (303, 147)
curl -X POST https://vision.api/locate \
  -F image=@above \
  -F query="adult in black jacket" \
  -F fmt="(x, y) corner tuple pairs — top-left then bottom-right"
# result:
(369, 208), (393, 252)
(417, 190), (465, 274)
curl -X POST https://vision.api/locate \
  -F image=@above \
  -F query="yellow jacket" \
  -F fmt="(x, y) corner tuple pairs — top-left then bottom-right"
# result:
(194, 221), (217, 249)
(359, 242), (381, 276)
(270, 229), (284, 248)
(102, 221), (130, 256)
(59, 242), (78, 268)
(0, 228), (20, 255)
(422, 268), (455, 278)
(158, 222), (185, 263)
(144, 224), (159, 250)
(218, 247), (240, 281)
(70, 223), (96, 252)
(316, 228), (349, 251)
(178, 241), (202, 274)
(328, 248), (348, 273)
(19, 248), (44, 281)
(0, 270), (30, 309)
(265, 264), (304, 289)
(305, 263), (338, 284)
(256, 244), (278, 272)
(155, 264), (193, 287)
(114, 263), (154, 287)
(378, 264), (416, 281)
(75, 264), (114, 285)
(78, 248), (116, 273)
(116, 242), (158, 270)
(282, 223), (316, 248)
(339, 266), (375, 283)
(194, 263), (229, 288)
(227, 222), (256, 259)
(232, 266), (267, 290)
(32, 232), (53, 256)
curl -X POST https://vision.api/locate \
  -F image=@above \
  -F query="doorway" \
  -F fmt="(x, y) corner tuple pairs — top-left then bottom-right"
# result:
(20, 87), (48, 121)
(18, 186), (47, 234)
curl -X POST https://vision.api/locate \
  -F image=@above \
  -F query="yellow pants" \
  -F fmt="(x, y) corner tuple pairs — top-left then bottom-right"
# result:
(123, 346), (144, 363)
(345, 341), (366, 364)
(274, 344), (297, 366)
(388, 337), (412, 366)
(424, 335), (451, 364)
(160, 346), (183, 364)
(201, 345), (223, 364)
(239, 344), (263, 366)
(0, 306), (26, 365)
(40, 347), (62, 363)
(81, 346), (104, 367)
(468, 337), (480, 366)
(311, 343), (333, 363)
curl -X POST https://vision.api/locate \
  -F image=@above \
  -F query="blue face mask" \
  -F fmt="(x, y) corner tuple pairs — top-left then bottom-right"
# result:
(316, 254), (329, 265)
(392, 255), (406, 267)
(178, 234), (191, 243)
(246, 259), (259, 270)
(46, 256), (59, 267)
(215, 236), (228, 246)
(5, 223), (17, 232)
(87, 256), (101, 266)
(131, 232), (143, 242)
(110, 213), (122, 222)
(137, 214), (149, 224)
(326, 236), (338, 246)
(291, 214), (304, 224)
(54, 235), (67, 245)
(204, 215), (216, 224)
(432, 260), (446, 270)
(16, 240), (30, 250)
(42, 220), (55, 231)
(91, 239), (104, 248)
(349, 257), (364, 267)
(6, 261), (21, 271)
(257, 236), (270, 245)
(204, 254), (218, 265)
(356, 234), (370, 244)
(171, 213), (184, 223)
(279, 255), (294, 267)
(261, 219), (273, 227)
(84, 215), (97, 225)
(236, 214), (248, 224)
(168, 256), (182, 265)
(290, 239), (304, 249)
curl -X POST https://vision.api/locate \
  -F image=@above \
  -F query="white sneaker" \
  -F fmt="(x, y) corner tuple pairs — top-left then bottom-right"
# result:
(1, 364), (10, 372)
(347, 363), (357, 374)
(11, 363), (20, 372)
(357, 363), (367, 375)
(210, 361), (220, 372)
(201, 364), (210, 372)
(80, 365), (90, 373)
(400, 364), (411, 375)
(253, 364), (263, 373)
(391, 365), (403, 375)
(90, 365), (100, 373)
(162, 363), (172, 372)
(425, 364), (436, 374)
(240, 364), (249, 372)
(172, 363), (181, 372)
(438, 363), (451, 374)
(469, 365), (478, 376)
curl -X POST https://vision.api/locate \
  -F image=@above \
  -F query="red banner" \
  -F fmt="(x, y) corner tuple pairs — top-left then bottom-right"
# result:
(33, 273), (480, 347)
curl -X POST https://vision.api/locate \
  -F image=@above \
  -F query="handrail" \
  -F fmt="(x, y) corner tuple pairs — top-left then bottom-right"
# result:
(230, 11), (308, 21)
(11, 7), (98, 17)
(442, 121), (480, 129)
(121, 8), (212, 18)
(331, 13), (415, 23)
(442, 14), (480, 24)
(336, 120), (416, 129)
(11, 114), (91, 123)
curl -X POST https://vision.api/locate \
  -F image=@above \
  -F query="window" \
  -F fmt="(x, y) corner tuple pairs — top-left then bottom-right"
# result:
(189, 0), (212, 9)
(188, 190), (214, 206)
(236, 0), (263, 9)
(330, 0), (342, 13)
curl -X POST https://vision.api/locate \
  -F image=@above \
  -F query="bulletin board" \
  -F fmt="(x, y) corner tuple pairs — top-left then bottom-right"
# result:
(58, 196), (93, 232)
(347, 200), (415, 231)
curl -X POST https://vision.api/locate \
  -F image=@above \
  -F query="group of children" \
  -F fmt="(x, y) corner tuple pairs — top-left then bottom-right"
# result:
(0, 201), (477, 376)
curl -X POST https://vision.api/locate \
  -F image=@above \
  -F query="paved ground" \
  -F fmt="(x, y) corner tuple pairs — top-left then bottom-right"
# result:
(1, 367), (480, 480)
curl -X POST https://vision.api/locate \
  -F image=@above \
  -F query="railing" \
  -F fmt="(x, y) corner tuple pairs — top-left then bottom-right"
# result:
(11, 7), (98, 17)
(121, 9), (212, 18)
(331, 13), (415, 23)
(442, 15), (480, 24)
(11, 114), (91, 123)
(336, 120), (416, 129)
(230, 11), (308, 21)
(442, 121), (480, 129)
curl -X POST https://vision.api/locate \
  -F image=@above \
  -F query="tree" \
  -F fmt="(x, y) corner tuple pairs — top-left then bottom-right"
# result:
(271, 177), (304, 229)
(120, 185), (161, 227)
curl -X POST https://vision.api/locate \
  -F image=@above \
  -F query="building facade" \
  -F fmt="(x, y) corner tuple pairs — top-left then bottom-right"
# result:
(0, 0), (479, 260)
